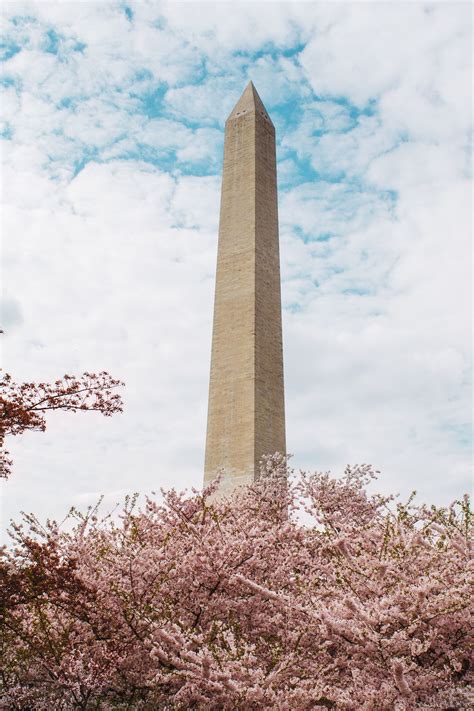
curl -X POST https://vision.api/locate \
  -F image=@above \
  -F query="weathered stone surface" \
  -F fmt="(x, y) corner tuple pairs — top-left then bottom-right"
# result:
(204, 82), (286, 495)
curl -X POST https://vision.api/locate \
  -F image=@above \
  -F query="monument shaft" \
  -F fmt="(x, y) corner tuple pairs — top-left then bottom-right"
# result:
(204, 83), (286, 493)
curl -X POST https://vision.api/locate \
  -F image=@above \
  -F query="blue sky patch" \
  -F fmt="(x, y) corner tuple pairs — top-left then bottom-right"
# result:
(0, 41), (21, 62)
(139, 84), (168, 118)
(10, 15), (37, 27)
(43, 28), (61, 54)
(0, 75), (17, 88)
(0, 123), (13, 140)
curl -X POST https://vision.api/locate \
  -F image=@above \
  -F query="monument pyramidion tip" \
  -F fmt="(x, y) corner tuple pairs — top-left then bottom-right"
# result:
(227, 81), (274, 126)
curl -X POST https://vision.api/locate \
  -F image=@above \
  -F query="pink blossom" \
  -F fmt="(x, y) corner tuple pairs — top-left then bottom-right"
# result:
(392, 661), (411, 696)
(1, 457), (472, 709)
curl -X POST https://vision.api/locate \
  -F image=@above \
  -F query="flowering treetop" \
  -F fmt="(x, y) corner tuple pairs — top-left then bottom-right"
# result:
(0, 370), (124, 478)
(1, 455), (472, 710)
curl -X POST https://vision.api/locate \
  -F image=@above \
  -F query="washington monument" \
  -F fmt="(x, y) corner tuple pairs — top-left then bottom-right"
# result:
(204, 82), (286, 494)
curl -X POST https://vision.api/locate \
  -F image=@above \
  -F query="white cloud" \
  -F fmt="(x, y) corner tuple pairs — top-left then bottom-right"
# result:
(2, 156), (218, 534)
(154, 0), (303, 54)
(299, 3), (471, 105)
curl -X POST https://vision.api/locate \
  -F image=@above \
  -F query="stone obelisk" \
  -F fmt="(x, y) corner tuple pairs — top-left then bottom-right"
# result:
(204, 81), (286, 494)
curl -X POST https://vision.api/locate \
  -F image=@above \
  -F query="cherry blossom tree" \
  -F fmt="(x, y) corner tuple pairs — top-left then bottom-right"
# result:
(1, 456), (472, 709)
(0, 371), (124, 478)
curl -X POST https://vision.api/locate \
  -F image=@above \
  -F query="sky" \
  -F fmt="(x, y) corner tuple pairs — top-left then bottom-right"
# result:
(1, 1), (472, 534)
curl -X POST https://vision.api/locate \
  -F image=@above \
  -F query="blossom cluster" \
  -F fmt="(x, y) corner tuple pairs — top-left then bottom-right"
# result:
(0, 371), (124, 478)
(1, 456), (472, 709)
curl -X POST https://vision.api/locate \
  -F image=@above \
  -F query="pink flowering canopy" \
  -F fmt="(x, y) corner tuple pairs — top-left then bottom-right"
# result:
(1, 455), (472, 710)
